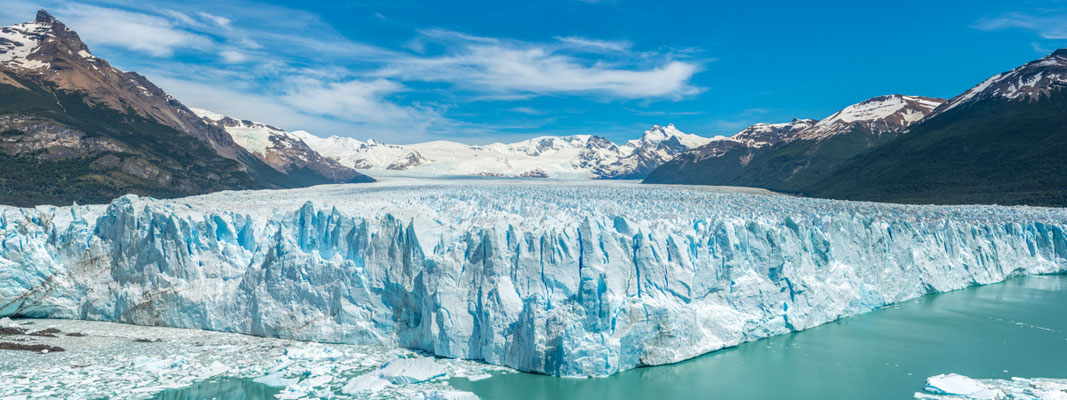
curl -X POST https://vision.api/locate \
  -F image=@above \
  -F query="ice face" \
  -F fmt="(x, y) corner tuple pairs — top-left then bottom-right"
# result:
(1, 179), (1065, 377)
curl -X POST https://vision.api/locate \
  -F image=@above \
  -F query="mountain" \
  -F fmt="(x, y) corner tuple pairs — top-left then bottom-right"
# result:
(805, 50), (1067, 206)
(191, 108), (372, 185)
(0, 10), (365, 207)
(645, 95), (945, 192)
(294, 123), (711, 179)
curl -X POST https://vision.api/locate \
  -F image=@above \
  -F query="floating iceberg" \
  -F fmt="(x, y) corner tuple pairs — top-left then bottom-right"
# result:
(1, 179), (1065, 377)
(917, 374), (1067, 400)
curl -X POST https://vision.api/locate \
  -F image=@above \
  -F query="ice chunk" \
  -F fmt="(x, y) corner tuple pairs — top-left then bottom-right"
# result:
(0, 317), (19, 329)
(253, 372), (299, 387)
(285, 345), (341, 361)
(411, 390), (480, 400)
(379, 357), (447, 384)
(925, 374), (1004, 399)
(342, 372), (393, 394)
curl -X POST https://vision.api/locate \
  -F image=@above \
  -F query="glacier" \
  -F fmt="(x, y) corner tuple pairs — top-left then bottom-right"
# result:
(1, 178), (1065, 377)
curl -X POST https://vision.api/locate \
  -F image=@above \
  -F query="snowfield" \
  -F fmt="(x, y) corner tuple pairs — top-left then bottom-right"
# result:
(1, 178), (1065, 377)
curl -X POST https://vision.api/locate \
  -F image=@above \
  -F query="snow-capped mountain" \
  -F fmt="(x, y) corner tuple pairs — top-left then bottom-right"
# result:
(790, 95), (945, 140)
(732, 118), (818, 146)
(0, 10), (370, 206)
(292, 123), (711, 179)
(929, 48), (1067, 118)
(191, 109), (371, 184)
(645, 95), (945, 189)
(802, 49), (1067, 206)
(0, 11), (240, 156)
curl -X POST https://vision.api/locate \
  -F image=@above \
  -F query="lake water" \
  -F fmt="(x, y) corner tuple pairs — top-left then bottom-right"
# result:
(152, 274), (1067, 399)
(452, 274), (1067, 400)
(148, 377), (281, 400)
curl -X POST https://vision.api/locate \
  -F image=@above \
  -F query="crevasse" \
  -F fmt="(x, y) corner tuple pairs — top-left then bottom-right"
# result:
(1, 181), (1065, 377)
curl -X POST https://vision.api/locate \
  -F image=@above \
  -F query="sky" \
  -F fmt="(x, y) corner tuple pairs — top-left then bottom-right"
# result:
(1, 0), (1065, 144)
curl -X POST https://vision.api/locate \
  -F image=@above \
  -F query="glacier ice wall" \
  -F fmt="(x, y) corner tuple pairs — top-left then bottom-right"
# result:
(1, 181), (1065, 377)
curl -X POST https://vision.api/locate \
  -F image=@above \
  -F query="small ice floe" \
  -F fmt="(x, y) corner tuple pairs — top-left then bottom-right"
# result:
(917, 374), (1067, 399)
(408, 389), (480, 400)
(252, 371), (299, 387)
(284, 345), (341, 361)
(0, 317), (21, 329)
(341, 373), (393, 395)
(922, 374), (1004, 399)
(378, 357), (448, 384)
(342, 356), (448, 395)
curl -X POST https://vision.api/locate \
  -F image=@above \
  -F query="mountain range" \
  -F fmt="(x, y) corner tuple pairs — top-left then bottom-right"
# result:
(278, 123), (711, 179)
(646, 49), (1067, 207)
(2, 10), (1066, 208)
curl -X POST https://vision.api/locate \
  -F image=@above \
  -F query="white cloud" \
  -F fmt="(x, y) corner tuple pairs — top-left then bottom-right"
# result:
(973, 12), (1067, 40)
(378, 30), (702, 99)
(58, 4), (212, 57)
(555, 36), (631, 53)
(280, 78), (428, 125)
(0, 0), (707, 143)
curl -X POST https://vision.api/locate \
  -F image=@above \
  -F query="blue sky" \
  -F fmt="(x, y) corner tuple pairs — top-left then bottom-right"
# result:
(1, 0), (1065, 143)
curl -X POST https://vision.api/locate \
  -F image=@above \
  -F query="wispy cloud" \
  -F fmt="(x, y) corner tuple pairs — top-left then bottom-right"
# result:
(973, 12), (1067, 40)
(60, 4), (212, 57)
(378, 29), (702, 100)
(0, 0), (706, 142)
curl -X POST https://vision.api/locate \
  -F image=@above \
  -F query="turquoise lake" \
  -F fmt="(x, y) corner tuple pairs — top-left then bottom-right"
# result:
(452, 274), (1067, 400)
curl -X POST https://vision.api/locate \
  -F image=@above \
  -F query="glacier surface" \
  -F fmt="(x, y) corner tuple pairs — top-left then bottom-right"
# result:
(1, 178), (1065, 377)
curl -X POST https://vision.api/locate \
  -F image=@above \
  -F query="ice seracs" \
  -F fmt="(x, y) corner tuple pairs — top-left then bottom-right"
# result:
(1, 179), (1065, 377)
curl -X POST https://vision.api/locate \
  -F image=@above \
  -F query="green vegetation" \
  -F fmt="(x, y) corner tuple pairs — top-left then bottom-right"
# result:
(808, 95), (1067, 207)
(646, 93), (1067, 207)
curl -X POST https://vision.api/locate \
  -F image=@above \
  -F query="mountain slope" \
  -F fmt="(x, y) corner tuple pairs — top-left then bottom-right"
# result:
(0, 70), (259, 206)
(191, 108), (372, 185)
(295, 123), (710, 179)
(0, 10), (360, 206)
(643, 118), (815, 184)
(806, 50), (1067, 206)
(645, 95), (944, 191)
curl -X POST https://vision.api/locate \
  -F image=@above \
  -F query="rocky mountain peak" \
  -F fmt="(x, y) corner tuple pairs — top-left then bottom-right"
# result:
(791, 94), (945, 140)
(930, 49), (1067, 118)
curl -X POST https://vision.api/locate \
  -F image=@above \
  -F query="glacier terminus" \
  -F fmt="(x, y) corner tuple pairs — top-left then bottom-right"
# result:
(1, 179), (1065, 377)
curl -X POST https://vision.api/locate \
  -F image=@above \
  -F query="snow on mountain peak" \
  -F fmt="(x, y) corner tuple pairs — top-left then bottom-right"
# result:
(793, 94), (945, 140)
(0, 10), (92, 71)
(630, 123), (712, 149)
(732, 118), (817, 146)
(188, 107), (228, 122)
(931, 49), (1067, 117)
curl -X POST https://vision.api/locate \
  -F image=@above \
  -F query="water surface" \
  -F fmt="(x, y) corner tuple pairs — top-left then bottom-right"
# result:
(148, 377), (280, 400)
(453, 275), (1067, 400)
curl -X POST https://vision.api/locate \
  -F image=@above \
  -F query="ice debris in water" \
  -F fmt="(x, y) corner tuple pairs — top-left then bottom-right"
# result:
(923, 374), (1005, 399)
(1, 179), (1066, 377)
(0, 318), (498, 399)
(917, 374), (1067, 400)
